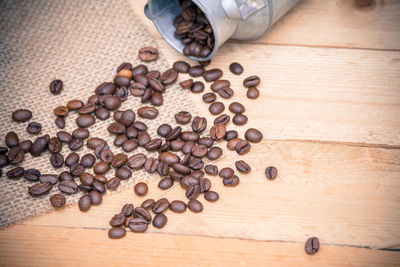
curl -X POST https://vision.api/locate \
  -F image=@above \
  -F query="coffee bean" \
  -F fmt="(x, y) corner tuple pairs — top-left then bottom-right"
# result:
(202, 92), (216, 103)
(209, 102), (225, 115)
(229, 62), (243, 75)
(67, 99), (84, 110)
(118, 68), (133, 80)
(111, 153), (127, 168)
(180, 131), (199, 142)
(152, 198), (169, 214)
(89, 190), (102, 205)
(198, 137), (213, 148)
(80, 153), (95, 167)
(199, 178), (211, 193)
(128, 217), (148, 232)
(204, 191), (219, 202)
(158, 152), (179, 165)
(117, 62), (132, 73)
(141, 199), (155, 209)
(50, 153), (64, 168)
(107, 122), (126, 135)
(0, 147), (8, 154)
(265, 166), (278, 180)
(104, 96), (122, 111)
(58, 180), (78, 194)
(232, 114), (248, 125)
(153, 213), (167, 229)
(181, 141), (194, 155)
(191, 170), (204, 179)
(122, 140), (138, 152)
(211, 80), (230, 92)
(65, 152), (79, 167)
(247, 87), (260, 99)
(181, 153), (191, 166)
(7, 167), (24, 179)
(72, 128), (89, 140)
(235, 160), (251, 173)
(106, 177), (120, 190)
(219, 167), (234, 179)
(180, 175), (199, 189)
(80, 172), (94, 185)
(70, 162), (85, 177)
(185, 184), (201, 200)
(173, 61), (190, 73)
(57, 131), (73, 144)
(108, 227), (126, 239)
(188, 199), (203, 213)
(175, 111), (192, 125)
(86, 137), (106, 150)
(137, 106), (159, 120)
(160, 68), (179, 85)
(28, 182), (52, 197)
(305, 237), (320, 255)
(5, 131), (19, 148)
(165, 126), (182, 141)
(47, 137), (61, 154)
(218, 87), (234, 99)
(168, 200), (186, 213)
(126, 127), (138, 139)
(245, 128), (263, 143)
(30, 135), (49, 156)
(207, 146), (222, 160)
(58, 171), (73, 182)
(94, 107), (110, 120)
(55, 117), (65, 129)
(8, 146), (24, 164)
(158, 177), (173, 190)
(190, 116), (206, 133)
(188, 65), (205, 77)
(191, 144), (208, 158)
(235, 140), (251, 155)
(191, 81), (204, 93)
(19, 140), (32, 153)
(157, 124), (172, 137)
(137, 132), (151, 147)
(49, 79), (63, 95)
(223, 175), (240, 187)
(95, 82), (116, 95)
(229, 102), (245, 114)
(23, 168), (41, 181)
(76, 114), (95, 128)
(0, 155), (7, 168)
(134, 182), (148, 196)
(179, 79), (193, 89)
(68, 138), (84, 151)
(26, 122), (42, 134)
(93, 161), (110, 174)
(115, 167), (132, 180)
(203, 68), (223, 82)
(50, 194), (66, 208)
(94, 142), (110, 159)
(189, 157), (204, 170)
(127, 153), (147, 169)
(120, 204), (134, 217)
(78, 103), (96, 115)
(210, 123), (226, 140)
(204, 164), (218, 175)
(227, 138), (241, 150)
(114, 76), (131, 88)
(214, 114), (230, 125)
(138, 47), (159, 62)
(224, 130), (237, 141)
(135, 207), (152, 223)
(78, 195), (91, 211)
(132, 64), (149, 77)
(243, 75), (260, 88)
(53, 106), (69, 117)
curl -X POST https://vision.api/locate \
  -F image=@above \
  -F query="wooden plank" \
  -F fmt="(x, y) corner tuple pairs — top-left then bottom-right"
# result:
(129, 0), (400, 50)
(22, 140), (400, 249)
(1, 225), (399, 267)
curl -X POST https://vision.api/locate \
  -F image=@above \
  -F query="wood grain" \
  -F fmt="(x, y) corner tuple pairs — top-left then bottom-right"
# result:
(1, 225), (399, 267)
(130, 0), (400, 50)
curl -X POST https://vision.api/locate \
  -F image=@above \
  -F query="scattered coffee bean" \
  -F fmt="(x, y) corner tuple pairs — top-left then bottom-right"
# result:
(175, 111), (192, 125)
(58, 180), (78, 194)
(26, 122), (42, 134)
(70, 162), (85, 177)
(229, 62), (243, 75)
(161, 68), (179, 85)
(8, 146), (25, 164)
(137, 106), (159, 120)
(93, 161), (110, 174)
(219, 167), (234, 179)
(203, 69), (223, 82)
(207, 146), (222, 160)
(232, 114), (248, 125)
(210, 123), (226, 140)
(152, 198), (169, 214)
(23, 168), (41, 181)
(223, 175), (240, 187)
(5, 131), (19, 148)
(235, 160), (251, 173)
(28, 182), (52, 197)
(179, 79), (194, 89)
(7, 167), (24, 179)
(169, 200), (187, 213)
(209, 102), (225, 115)
(173, 61), (190, 73)
(202, 92), (216, 103)
(89, 190), (102, 205)
(134, 182), (148, 196)
(108, 227), (126, 239)
(245, 128), (263, 143)
(50, 153), (64, 168)
(49, 79), (63, 95)
(235, 140), (251, 155)
(55, 117), (65, 129)
(247, 87), (260, 99)
(305, 237), (320, 255)
(141, 199), (155, 209)
(188, 66), (205, 77)
(128, 217), (148, 233)
(265, 166), (278, 180)
(68, 138), (84, 151)
(191, 81), (205, 93)
(81, 153), (96, 168)
(204, 191), (219, 202)
(214, 114), (230, 125)
(158, 177), (174, 190)
(204, 164), (218, 175)
(76, 114), (95, 128)
(243, 75), (260, 88)
(106, 177), (121, 191)
(229, 102), (245, 114)
(50, 194), (66, 208)
(153, 213), (168, 229)
(19, 140), (32, 153)
(138, 47), (159, 62)
(78, 195), (91, 211)
(188, 199), (203, 213)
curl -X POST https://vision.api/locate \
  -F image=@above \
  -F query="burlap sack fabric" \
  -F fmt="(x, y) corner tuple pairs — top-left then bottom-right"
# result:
(0, 0), (200, 228)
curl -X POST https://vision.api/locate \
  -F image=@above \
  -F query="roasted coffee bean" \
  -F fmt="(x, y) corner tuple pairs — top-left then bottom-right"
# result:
(49, 79), (63, 95)
(58, 171), (74, 182)
(53, 106), (69, 117)
(94, 142), (110, 159)
(80, 153), (95, 168)
(80, 172), (94, 185)
(128, 217), (148, 233)
(50, 194), (66, 208)
(245, 128), (263, 143)
(127, 153), (147, 170)
(116, 86), (129, 101)
(137, 106), (159, 119)
(30, 135), (49, 156)
(191, 144), (207, 158)
(175, 111), (192, 125)
(227, 138), (241, 150)
(156, 162), (169, 177)
(77, 184), (91, 192)
(152, 198), (169, 214)
(106, 177), (121, 190)
(202, 92), (216, 103)
(172, 163), (191, 175)
(203, 69), (223, 82)
(139, 46), (159, 62)
(100, 149), (114, 163)
(243, 75), (260, 88)
(151, 92), (163, 106)
(57, 131), (73, 144)
(173, 61), (190, 73)
(198, 137), (213, 148)
(188, 157), (204, 170)
(55, 117), (65, 129)
(181, 141), (194, 154)
(72, 128), (89, 140)
(170, 140), (185, 151)
(104, 96), (122, 111)
(126, 127), (138, 139)
(111, 153), (128, 168)
(153, 213), (167, 229)
(145, 138), (162, 151)
(141, 199), (155, 209)
(210, 123), (226, 140)
(158, 152), (179, 165)
(136, 132), (150, 147)
(114, 75), (131, 88)
(236, 140), (251, 155)
(158, 142), (170, 153)
(78, 195), (91, 211)
(143, 157), (158, 173)
(117, 62), (133, 73)
(95, 107), (110, 120)
(204, 191), (219, 202)
(179, 79), (193, 89)
(305, 237), (320, 255)
(50, 153), (64, 168)
(87, 137), (105, 150)
(108, 122), (126, 135)
(0, 147), (8, 154)
(89, 190), (102, 205)
(224, 130), (238, 141)
(132, 64), (149, 77)
(5, 131), (19, 148)
(70, 162), (85, 177)
(223, 175), (240, 187)
(26, 122), (42, 134)
(92, 179), (106, 193)
(68, 138), (83, 151)
(191, 116), (207, 133)
(23, 168), (41, 181)
(8, 146), (24, 164)
(180, 153), (191, 166)
(265, 166), (278, 180)
(7, 167), (24, 179)
(158, 177), (173, 190)
(110, 213), (125, 227)
(88, 95), (100, 105)
(170, 171), (184, 181)
(115, 167), (132, 180)
(219, 167), (234, 179)
(29, 182), (52, 197)
(108, 227), (126, 239)
(200, 178), (211, 193)
(134, 182), (148, 196)
(209, 102), (225, 115)
(93, 161), (110, 174)
(169, 200), (187, 213)
(229, 102), (245, 114)
(204, 164), (218, 175)
(191, 170), (205, 179)
(148, 78), (164, 93)
(146, 70), (160, 79)
(229, 62), (243, 75)
(235, 160), (251, 173)
(78, 103), (96, 115)
(232, 114), (248, 125)
(247, 87), (260, 99)
(211, 80), (230, 92)
(0, 154), (8, 168)
(65, 152), (79, 167)
(12, 109), (32, 123)
(67, 99), (84, 110)
(122, 140), (138, 152)
(19, 140), (32, 153)
(188, 65), (205, 77)
(180, 131), (199, 142)
(166, 126), (182, 141)
(157, 124), (172, 137)
(118, 110), (135, 126)
(218, 87), (234, 99)
(135, 207), (152, 223)
(214, 114), (230, 125)
(160, 68), (179, 85)
(121, 204), (134, 217)
(58, 180), (78, 194)
(188, 199), (203, 213)
(207, 146), (222, 160)
(48, 137), (61, 153)
(191, 81), (205, 93)
(76, 114), (95, 128)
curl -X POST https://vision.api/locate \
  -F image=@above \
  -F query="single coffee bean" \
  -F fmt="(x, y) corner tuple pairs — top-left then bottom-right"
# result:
(204, 191), (219, 202)
(181, 153), (191, 166)
(138, 46), (159, 62)
(229, 102), (246, 114)
(191, 170), (205, 179)
(121, 203), (134, 217)
(188, 199), (203, 213)
(88, 95), (100, 106)
(117, 86), (130, 101)
(152, 198), (169, 214)
(172, 163), (191, 175)
(209, 102), (225, 115)
(132, 64), (149, 77)
(227, 138), (241, 150)
(200, 178), (211, 193)
(115, 167), (132, 180)
(28, 182), (52, 197)
(80, 172), (94, 185)
(127, 153), (147, 170)
(126, 127), (138, 139)
(78, 103), (96, 115)
(57, 131), (73, 144)
(210, 123), (226, 140)
(114, 75), (131, 88)
(5, 131), (19, 148)
(23, 168), (41, 181)
(305, 237), (320, 255)
(157, 124), (172, 137)
(191, 81), (205, 93)
(110, 213), (125, 227)
(165, 126), (182, 141)
(204, 164), (218, 175)
(86, 137), (105, 150)
(150, 92), (163, 106)
(128, 217), (148, 233)
(185, 184), (201, 200)
(121, 140), (138, 152)
(58, 180), (78, 194)
(89, 190), (102, 205)
(26, 122), (42, 134)
(55, 117), (65, 129)
(207, 146), (222, 160)
(218, 87), (234, 99)
(136, 132), (150, 148)
(158, 152), (179, 165)
(141, 199), (155, 209)
(107, 122), (126, 135)
(50, 194), (66, 208)
(235, 160), (251, 173)
(173, 61), (190, 73)
(78, 195), (91, 211)
(65, 152), (79, 167)
(53, 106), (69, 117)
(117, 62), (132, 73)
(72, 128), (89, 140)
(49, 79), (63, 95)
(68, 138), (84, 151)
(104, 96), (122, 111)
(224, 130), (238, 141)
(223, 175), (240, 187)
(19, 140), (32, 153)
(265, 166), (278, 180)
(67, 99), (84, 110)
(80, 153), (95, 168)
(111, 153), (128, 168)
(189, 157), (204, 170)
(214, 114), (230, 125)
(191, 144), (208, 158)
(247, 87), (260, 99)
(137, 106), (159, 120)
(153, 213), (168, 229)
(219, 167), (234, 179)
(135, 207), (152, 223)
(144, 157), (159, 173)
(180, 131), (199, 142)
(12, 109), (32, 123)
(156, 161), (169, 176)
(191, 116), (207, 133)
(245, 128), (263, 143)
(179, 79), (193, 89)
(235, 140), (251, 155)
(76, 114), (95, 128)
(202, 92), (216, 103)
(95, 107), (110, 120)
(50, 153), (64, 168)
(160, 68), (179, 85)
(198, 137), (213, 148)
(175, 111), (192, 125)
(188, 65), (205, 77)
(7, 146), (25, 164)
(93, 161), (110, 174)
(30, 135), (49, 156)
(100, 149), (114, 163)
(243, 75), (261, 88)
(229, 62), (243, 75)
(169, 200), (187, 213)
(203, 68), (223, 82)
(181, 141), (194, 154)
(70, 162), (85, 177)
(106, 177), (121, 191)
(232, 114), (248, 125)
(118, 68), (132, 79)
(108, 227), (126, 239)
(7, 167), (24, 179)
(58, 171), (74, 182)
(47, 137), (61, 154)
(211, 80), (230, 92)
(134, 182), (148, 196)
(158, 177), (173, 190)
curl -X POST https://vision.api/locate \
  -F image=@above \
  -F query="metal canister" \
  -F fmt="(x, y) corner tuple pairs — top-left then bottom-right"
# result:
(145, 0), (301, 61)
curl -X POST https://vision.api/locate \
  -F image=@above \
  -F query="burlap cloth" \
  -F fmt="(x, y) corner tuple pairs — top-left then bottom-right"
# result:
(0, 0), (199, 228)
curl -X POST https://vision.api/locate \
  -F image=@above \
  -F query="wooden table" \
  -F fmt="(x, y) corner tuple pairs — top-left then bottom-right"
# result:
(1, 0), (400, 266)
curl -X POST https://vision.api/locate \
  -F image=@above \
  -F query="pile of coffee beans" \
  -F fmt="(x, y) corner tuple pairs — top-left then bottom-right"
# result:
(173, 0), (214, 58)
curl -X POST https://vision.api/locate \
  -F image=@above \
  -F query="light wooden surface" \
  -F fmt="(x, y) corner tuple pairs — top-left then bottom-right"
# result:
(1, 0), (400, 266)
